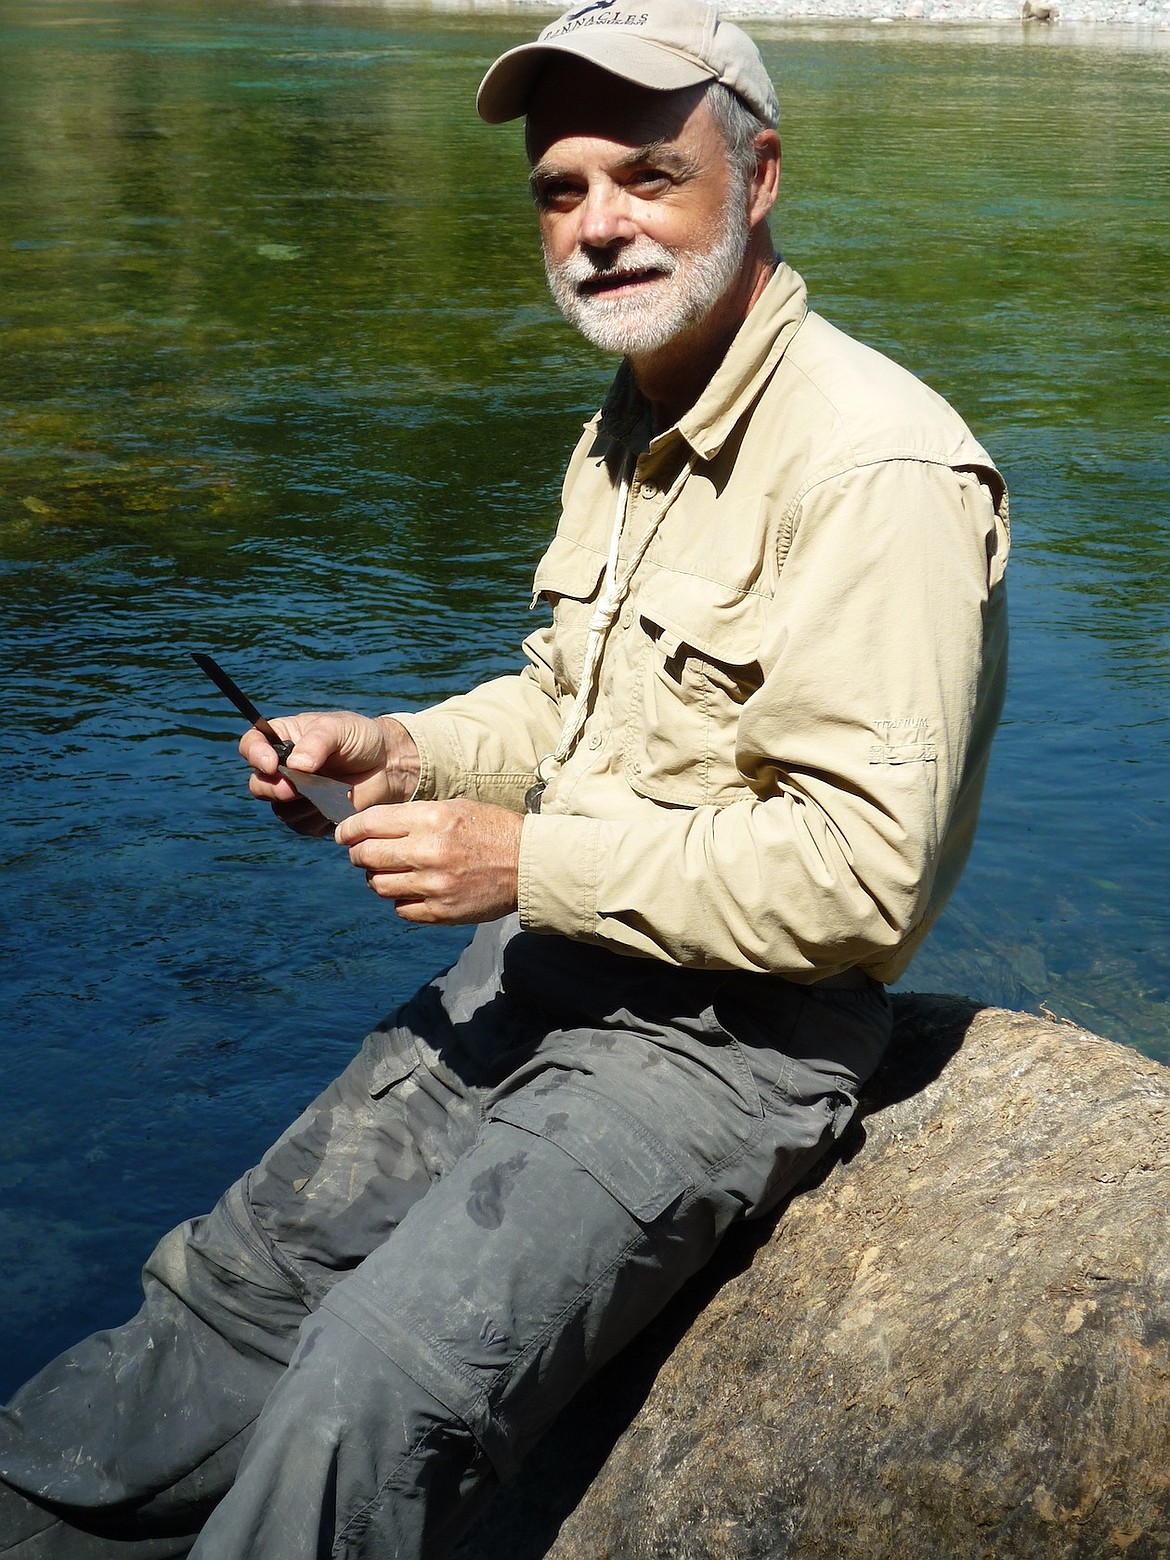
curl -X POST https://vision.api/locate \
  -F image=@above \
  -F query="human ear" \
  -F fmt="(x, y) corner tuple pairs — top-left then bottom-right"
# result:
(748, 130), (781, 229)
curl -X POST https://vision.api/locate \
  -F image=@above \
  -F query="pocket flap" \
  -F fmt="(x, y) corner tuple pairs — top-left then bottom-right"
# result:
(487, 1082), (689, 1224)
(367, 1027), (421, 1097)
(531, 533), (607, 605)
(636, 568), (767, 665)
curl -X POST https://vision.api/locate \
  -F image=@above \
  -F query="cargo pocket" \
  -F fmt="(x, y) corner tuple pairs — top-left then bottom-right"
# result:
(625, 569), (766, 807)
(486, 1082), (690, 1225)
(366, 1022), (422, 1099)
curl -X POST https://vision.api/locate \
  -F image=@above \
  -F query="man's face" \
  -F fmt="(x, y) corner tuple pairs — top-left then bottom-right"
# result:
(527, 64), (750, 359)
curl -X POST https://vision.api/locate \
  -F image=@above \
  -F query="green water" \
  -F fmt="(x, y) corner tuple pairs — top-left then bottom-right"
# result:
(0, 1), (1168, 1391)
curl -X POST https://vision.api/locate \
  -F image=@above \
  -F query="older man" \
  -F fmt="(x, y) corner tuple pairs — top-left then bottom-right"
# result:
(0, 3), (1009, 1556)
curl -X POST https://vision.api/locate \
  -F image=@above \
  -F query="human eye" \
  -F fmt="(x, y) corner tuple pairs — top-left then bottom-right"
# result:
(530, 174), (584, 213)
(626, 165), (674, 199)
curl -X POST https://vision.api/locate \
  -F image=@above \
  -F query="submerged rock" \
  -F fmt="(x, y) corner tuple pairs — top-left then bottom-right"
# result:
(456, 996), (1170, 1560)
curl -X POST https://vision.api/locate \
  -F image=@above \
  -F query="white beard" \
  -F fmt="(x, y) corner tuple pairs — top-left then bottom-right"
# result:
(544, 194), (749, 358)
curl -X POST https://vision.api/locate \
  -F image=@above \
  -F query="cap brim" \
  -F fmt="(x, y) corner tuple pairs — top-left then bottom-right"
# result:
(477, 35), (714, 124)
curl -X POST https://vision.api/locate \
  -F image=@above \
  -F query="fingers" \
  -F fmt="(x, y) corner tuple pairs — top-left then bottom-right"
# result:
(240, 725), (284, 778)
(240, 711), (362, 773)
(240, 712), (368, 817)
(336, 804), (424, 898)
(241, 747), (335, 833)
(333, 802), (522, 924)
(280, 717), (356, 778)
(237, 711), (418, 825)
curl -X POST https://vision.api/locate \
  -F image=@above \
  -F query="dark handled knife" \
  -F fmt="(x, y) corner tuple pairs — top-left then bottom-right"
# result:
(191, 651), (357, 824)
(191, 651), (294, 760)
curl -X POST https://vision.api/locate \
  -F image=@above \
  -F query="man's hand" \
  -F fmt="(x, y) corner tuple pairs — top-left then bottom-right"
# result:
(241, 712), (421, 837)
(335, 800), (523, 924)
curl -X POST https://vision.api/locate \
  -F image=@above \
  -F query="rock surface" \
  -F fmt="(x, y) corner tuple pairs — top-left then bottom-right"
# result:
(455, 996), (1170, 1560)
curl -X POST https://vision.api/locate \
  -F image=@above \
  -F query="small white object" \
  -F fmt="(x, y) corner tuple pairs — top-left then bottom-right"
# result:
(278, 766), (356, 823)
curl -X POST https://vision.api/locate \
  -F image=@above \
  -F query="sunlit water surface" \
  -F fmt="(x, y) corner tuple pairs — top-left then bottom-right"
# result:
(1, 1), (1167, 1394)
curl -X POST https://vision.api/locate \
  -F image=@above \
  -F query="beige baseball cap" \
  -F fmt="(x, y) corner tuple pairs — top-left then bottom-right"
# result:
(476, 0), (778, 129)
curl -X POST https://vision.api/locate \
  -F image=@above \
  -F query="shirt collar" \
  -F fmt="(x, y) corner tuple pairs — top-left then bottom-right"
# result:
(597, 262), (809, 462)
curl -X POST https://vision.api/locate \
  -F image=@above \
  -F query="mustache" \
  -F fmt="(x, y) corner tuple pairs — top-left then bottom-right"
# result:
(551, 239), (679, 296)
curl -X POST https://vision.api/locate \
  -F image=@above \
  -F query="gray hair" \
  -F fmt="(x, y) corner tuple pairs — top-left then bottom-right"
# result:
(704, 82), (769, 185)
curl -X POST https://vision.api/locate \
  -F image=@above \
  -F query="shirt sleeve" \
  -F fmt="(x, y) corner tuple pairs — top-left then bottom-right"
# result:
(516, 457), (1009, 981)
(392, 624), (566, 814)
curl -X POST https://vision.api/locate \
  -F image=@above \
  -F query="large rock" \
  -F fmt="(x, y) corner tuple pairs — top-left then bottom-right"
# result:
(455, 996), (1170, 1560)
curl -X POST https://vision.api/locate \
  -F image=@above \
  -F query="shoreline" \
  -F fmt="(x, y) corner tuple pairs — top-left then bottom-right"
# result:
(452, 0), (1170, 30)
(724, 0), (1170, 23)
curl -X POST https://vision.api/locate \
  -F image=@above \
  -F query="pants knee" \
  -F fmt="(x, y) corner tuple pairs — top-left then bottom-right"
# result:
(315, 1114), (698, 1487)
(144, 1181), (308, 1366)
(207, 1307), (496, 1560)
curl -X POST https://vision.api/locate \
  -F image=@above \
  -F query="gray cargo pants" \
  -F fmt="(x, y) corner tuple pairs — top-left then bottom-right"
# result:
(0, 916), (890, 1559)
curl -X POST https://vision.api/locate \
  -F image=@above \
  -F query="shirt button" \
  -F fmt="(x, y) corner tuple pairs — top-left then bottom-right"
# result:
(587, 732), (603, 750)
(641, 481), (659, 498)
(621, 609), (633, 630)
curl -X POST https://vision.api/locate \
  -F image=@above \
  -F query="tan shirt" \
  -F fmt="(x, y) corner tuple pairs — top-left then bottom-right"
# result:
(398, 263), (1010, 984)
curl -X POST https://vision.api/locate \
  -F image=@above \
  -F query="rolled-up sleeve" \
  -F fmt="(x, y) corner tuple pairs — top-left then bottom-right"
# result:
(393, 625), (565, 813)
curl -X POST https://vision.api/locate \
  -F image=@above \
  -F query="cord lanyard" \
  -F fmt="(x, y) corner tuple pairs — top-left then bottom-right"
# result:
(525, 450), (694, 814)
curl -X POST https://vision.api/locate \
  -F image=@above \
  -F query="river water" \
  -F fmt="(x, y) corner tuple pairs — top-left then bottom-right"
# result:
(0, 1), (1167, 1396)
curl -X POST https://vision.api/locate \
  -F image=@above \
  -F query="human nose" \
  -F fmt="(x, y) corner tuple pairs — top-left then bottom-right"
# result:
(576, 179), (635, 251)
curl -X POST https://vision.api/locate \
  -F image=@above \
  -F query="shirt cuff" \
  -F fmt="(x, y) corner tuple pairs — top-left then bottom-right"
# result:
(518, 812), (607, 939)
(390, 709), (543, 812)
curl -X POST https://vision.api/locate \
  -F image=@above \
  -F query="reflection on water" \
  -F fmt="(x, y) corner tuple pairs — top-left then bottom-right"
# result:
(1, 2), (1167, 1393)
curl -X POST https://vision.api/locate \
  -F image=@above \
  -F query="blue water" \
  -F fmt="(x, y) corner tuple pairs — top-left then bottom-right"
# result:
(0, 3), (1167, 1397)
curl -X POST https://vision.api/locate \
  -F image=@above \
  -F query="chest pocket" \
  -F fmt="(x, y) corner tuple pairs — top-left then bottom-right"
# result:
(531, 533), (607, 698)
(625, 570), (767, 808)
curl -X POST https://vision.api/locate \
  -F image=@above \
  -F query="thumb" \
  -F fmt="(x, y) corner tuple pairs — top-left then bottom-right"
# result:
(283, 715), (348, 773)
(285, 713), (376, 775)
